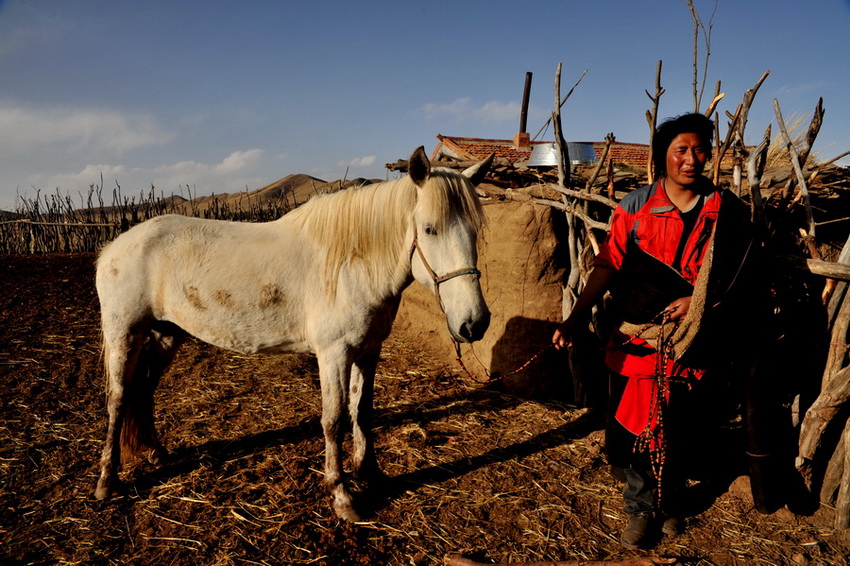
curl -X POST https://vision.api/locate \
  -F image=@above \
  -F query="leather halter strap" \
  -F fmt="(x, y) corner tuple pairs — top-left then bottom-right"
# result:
(408, 225), (480, 304)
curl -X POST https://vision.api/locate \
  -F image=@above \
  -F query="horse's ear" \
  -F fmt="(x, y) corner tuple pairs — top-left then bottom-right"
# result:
(462, 152), (494, 186)
(408, 146), (431, 187)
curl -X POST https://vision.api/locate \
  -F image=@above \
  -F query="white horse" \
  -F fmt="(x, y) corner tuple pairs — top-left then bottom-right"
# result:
(93, 146), (492, 521)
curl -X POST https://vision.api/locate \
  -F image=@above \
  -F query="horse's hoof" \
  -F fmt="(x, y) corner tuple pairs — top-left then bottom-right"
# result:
(95, 483), (114, 500)
(95, 477), (122, 500)
(331, 486), (363, 522)
(333, 500), (363, 522)
(147, 447), (169, 466)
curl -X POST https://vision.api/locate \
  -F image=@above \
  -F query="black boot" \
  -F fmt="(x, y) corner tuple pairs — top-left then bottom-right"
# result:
(620, 512), (652, 549)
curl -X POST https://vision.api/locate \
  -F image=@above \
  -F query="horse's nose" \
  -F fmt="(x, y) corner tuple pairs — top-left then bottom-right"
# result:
(459, 311), (490, 342)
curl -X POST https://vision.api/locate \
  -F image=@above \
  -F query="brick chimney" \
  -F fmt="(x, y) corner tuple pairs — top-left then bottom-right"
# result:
(513, 132), (530, 149)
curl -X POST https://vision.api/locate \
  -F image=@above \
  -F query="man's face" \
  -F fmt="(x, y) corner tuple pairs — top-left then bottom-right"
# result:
(665, 132), (710, 190)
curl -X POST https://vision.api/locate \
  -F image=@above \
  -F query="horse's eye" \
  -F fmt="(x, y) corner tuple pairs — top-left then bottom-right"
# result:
(424, 224), (437, 236)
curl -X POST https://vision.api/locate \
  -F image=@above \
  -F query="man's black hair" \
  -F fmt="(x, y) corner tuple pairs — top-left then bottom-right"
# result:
(652, 113), (715, 178)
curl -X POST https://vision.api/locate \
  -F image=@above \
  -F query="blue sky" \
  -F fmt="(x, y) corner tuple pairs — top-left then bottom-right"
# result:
(1, 0), (849, 210)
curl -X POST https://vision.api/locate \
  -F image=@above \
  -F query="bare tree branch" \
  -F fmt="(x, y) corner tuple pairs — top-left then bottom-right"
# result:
(684, 0), (717, 112)
(819, 149), (850, 168)
(585, 132), (616, 195)
(645, 60), (664, 182)
(546, 184), (618, 209)
(774, 98), (817, 236)
(746, 124), (771, 224)
(533, 198), (611, 232)
(532, 68), (589, 141)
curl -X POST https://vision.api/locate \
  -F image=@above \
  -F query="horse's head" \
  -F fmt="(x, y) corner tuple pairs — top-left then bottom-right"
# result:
(407, 146), (492, 343)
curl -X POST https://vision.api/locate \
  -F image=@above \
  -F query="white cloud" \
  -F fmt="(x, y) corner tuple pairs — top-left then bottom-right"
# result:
(474, 100), (521, 122)
(422, 97), (520, 123)
(22, 150), (269, 200)
(0, 103), (175, 154)
(216, 149), (265, 174)
(337, 155), (377, 168)
(423, 97), (473, 120)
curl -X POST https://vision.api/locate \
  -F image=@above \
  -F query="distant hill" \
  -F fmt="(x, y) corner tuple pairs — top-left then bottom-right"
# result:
(174, 174), (385, 213)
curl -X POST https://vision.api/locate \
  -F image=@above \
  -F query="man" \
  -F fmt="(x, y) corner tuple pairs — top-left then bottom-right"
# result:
(553, 113), (730, 549)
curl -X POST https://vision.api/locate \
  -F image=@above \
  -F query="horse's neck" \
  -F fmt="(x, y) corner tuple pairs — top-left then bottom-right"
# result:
(288, 178), (417, 300)
(362, 179), (417, 296)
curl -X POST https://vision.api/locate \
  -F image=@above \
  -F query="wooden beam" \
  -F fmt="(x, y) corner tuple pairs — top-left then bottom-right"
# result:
(781, 256), (850, 281)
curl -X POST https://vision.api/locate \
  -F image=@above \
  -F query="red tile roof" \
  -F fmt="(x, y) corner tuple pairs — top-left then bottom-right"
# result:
(432, 135), (537, 164)
(432, 135), (654, 169)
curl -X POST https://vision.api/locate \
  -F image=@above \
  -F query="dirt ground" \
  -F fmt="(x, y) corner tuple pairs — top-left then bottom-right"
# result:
(1, 253), (849, 565)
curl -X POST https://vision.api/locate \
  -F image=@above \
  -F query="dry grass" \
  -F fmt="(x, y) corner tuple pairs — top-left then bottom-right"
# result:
(764, 113), (821, 170)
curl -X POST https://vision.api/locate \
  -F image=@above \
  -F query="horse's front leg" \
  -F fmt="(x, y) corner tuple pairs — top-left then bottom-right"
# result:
(317, 349), (361, 522)
(350, 351), (387, 487)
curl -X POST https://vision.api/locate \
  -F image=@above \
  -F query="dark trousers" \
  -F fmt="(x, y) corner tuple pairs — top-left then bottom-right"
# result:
(605, 371), (726, 516)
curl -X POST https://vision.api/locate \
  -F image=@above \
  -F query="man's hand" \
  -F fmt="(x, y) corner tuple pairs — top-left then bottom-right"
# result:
(552, 319), (576, 350)
(665, 296), (692, 321)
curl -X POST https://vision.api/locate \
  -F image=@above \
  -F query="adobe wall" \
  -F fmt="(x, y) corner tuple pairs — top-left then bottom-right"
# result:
(390, 199), (578, 399)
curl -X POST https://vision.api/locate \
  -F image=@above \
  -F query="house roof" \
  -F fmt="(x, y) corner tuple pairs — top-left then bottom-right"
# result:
(431, 134), (540, 164)
(431, 134), (652, 169)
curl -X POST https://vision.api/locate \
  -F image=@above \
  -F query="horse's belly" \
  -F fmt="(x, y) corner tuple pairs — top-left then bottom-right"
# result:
(160, 295), (311, 355)
(176, 316), (312, 355)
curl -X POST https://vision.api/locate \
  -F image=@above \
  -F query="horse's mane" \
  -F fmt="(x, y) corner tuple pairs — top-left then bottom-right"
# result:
(287, 168), (485, 297)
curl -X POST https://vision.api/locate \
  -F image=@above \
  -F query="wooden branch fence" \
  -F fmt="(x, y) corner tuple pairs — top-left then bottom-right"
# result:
(0, 186), (295, 254)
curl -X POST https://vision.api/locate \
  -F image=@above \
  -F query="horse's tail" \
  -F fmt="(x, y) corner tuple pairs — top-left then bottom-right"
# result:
(123, 336), (166, 463)
(101, 329), (163, 464)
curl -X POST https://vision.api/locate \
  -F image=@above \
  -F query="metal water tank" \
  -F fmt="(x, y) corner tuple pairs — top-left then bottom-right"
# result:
(527, 142), (598, 167)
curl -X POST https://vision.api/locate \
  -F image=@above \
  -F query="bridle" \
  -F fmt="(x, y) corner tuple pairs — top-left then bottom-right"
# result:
(408, 224), (481, 307)
(408, 223), (483, 366)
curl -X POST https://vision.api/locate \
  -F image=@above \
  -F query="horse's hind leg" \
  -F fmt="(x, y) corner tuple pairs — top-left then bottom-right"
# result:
(95, 328), (146, 500)
(317, 348), (361, 521)
(349, 351), (386, 486)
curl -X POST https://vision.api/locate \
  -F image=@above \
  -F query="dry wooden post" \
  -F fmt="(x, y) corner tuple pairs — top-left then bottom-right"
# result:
(826, 235), (850, 323)
(746, 124), (771, 225)
(587, 132), (615, 196)
(606, 146), (616, 202)
(644, 60), (664, 182)
(713, 103), (741, 185)
(823, 274), (850, 389)
(703, 87), (724, 117)
(837, 420), (850, 528)
(797, 364), (850, 489)
(821, 431), (845, 505)
(552, 63), (578, 321)
(531, 68), (588, 143)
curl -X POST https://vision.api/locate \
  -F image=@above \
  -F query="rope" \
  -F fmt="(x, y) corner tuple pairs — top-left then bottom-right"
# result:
(453, 341), (555, 386)
(631, 309), (681, 509)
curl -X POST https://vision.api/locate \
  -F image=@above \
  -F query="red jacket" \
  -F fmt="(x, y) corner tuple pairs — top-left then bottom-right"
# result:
(596, 179), (722, 435)
(595, 179), (721, 283)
